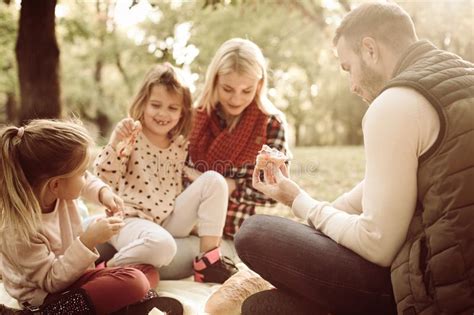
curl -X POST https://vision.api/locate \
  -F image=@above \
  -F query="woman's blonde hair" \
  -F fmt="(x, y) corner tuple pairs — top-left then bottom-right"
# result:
(196, 38), (284, 120)
(129, 63), (193, 139)
(0, 119), (93, 248)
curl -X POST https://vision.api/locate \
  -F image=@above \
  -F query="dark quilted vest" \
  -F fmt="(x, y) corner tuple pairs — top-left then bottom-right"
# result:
(383, 40), (474, 314)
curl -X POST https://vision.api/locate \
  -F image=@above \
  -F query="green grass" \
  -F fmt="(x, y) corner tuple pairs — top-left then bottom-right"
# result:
(256, 146), (365, 220)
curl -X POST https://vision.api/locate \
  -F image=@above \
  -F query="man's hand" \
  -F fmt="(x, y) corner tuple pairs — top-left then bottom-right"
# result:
(99, 187), (124, 217)
(252, 162), (302, 207)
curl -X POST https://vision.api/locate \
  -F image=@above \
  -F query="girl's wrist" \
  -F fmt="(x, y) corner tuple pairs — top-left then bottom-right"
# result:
(98, 186), (111, 205)
(108, 139), (119, 150)
(79, 233), (96, 251)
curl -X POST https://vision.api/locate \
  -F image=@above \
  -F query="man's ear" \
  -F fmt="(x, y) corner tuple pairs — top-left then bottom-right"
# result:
(361, 37), (379, 64)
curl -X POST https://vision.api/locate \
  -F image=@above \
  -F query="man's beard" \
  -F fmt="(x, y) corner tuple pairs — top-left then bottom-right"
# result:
(360, 60), (386, 104)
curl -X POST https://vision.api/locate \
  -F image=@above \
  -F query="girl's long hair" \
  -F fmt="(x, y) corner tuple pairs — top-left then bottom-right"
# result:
(0, 119), (93, 252)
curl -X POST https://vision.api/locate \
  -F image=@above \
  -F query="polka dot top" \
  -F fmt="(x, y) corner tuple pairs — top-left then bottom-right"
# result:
(94, 133), (188, 224)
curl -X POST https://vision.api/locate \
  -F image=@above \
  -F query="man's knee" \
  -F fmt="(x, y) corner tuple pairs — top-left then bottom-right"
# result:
(235, 215), (269, 256)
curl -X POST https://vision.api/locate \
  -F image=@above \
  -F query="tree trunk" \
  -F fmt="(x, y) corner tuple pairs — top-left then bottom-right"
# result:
(5, 92), (17, 123)
(15, 0), (61, 125)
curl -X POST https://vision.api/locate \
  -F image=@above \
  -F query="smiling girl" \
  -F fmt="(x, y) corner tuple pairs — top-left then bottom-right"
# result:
(94, 63), (237, 284)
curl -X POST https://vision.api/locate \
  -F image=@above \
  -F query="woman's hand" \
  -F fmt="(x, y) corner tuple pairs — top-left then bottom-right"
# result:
(225, 178), (237, 197)
(80, 216), (124, 251)
(109, 118), (142, 149)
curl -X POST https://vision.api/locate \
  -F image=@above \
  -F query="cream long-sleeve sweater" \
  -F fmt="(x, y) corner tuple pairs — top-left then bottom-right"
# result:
(292, 87), (440, 267)
(0, 172), (103, 306)
(94, 133), (187, 225)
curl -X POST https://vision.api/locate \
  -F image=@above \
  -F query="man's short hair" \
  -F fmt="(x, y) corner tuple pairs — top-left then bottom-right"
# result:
(333, 2), (417, 54)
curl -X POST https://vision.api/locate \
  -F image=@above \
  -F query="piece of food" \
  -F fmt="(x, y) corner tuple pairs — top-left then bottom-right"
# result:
(117, 121), (141, 157)
(255, 144), (288, 168)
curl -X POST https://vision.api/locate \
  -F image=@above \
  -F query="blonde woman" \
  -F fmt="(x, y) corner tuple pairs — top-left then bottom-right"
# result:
(188, 38), (290, 238)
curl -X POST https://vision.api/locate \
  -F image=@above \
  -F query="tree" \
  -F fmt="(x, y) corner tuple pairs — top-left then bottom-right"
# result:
(0, 1), (18, 124)
(16, 0), (60, 124)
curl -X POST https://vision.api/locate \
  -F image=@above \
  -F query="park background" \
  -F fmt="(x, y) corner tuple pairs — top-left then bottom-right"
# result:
(0, 0), (472, 218)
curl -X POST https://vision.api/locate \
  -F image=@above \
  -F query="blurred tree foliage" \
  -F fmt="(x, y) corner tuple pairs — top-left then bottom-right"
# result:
(0, 1), (18, 122)
(0, 0), (472, 145)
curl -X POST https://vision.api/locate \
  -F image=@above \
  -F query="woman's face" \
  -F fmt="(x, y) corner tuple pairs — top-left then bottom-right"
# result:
(216, 71), (261, 117)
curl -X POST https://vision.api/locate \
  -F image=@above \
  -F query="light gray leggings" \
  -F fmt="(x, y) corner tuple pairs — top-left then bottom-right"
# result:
(94, 235), (238, 279)
(84, 171), (239, 277)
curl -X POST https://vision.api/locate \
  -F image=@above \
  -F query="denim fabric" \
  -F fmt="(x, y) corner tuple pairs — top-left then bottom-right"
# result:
(235, 215), (397, 315)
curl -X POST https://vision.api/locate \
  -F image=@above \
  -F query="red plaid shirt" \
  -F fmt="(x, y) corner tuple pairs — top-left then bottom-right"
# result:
(186, 114), (289, 239)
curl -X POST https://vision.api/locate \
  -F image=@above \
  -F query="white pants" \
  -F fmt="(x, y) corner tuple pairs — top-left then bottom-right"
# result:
(108, 171), (228, 268)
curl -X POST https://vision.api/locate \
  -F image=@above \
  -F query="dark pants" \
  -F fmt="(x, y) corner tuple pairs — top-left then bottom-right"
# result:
(235, 215), (397, 315)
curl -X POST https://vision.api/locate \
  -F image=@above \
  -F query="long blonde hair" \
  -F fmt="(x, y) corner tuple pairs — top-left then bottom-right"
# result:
(128, 63), (193, 139)
(0, 119), (93, 248)
(196, 38), (284, 121)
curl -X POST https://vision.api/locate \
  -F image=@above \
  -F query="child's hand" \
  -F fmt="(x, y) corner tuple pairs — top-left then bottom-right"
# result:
(80, 216), (124, 251)
(109, 118), (142, 149)
(99, 187), (124, 216)
(183, 166), (202, 182)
